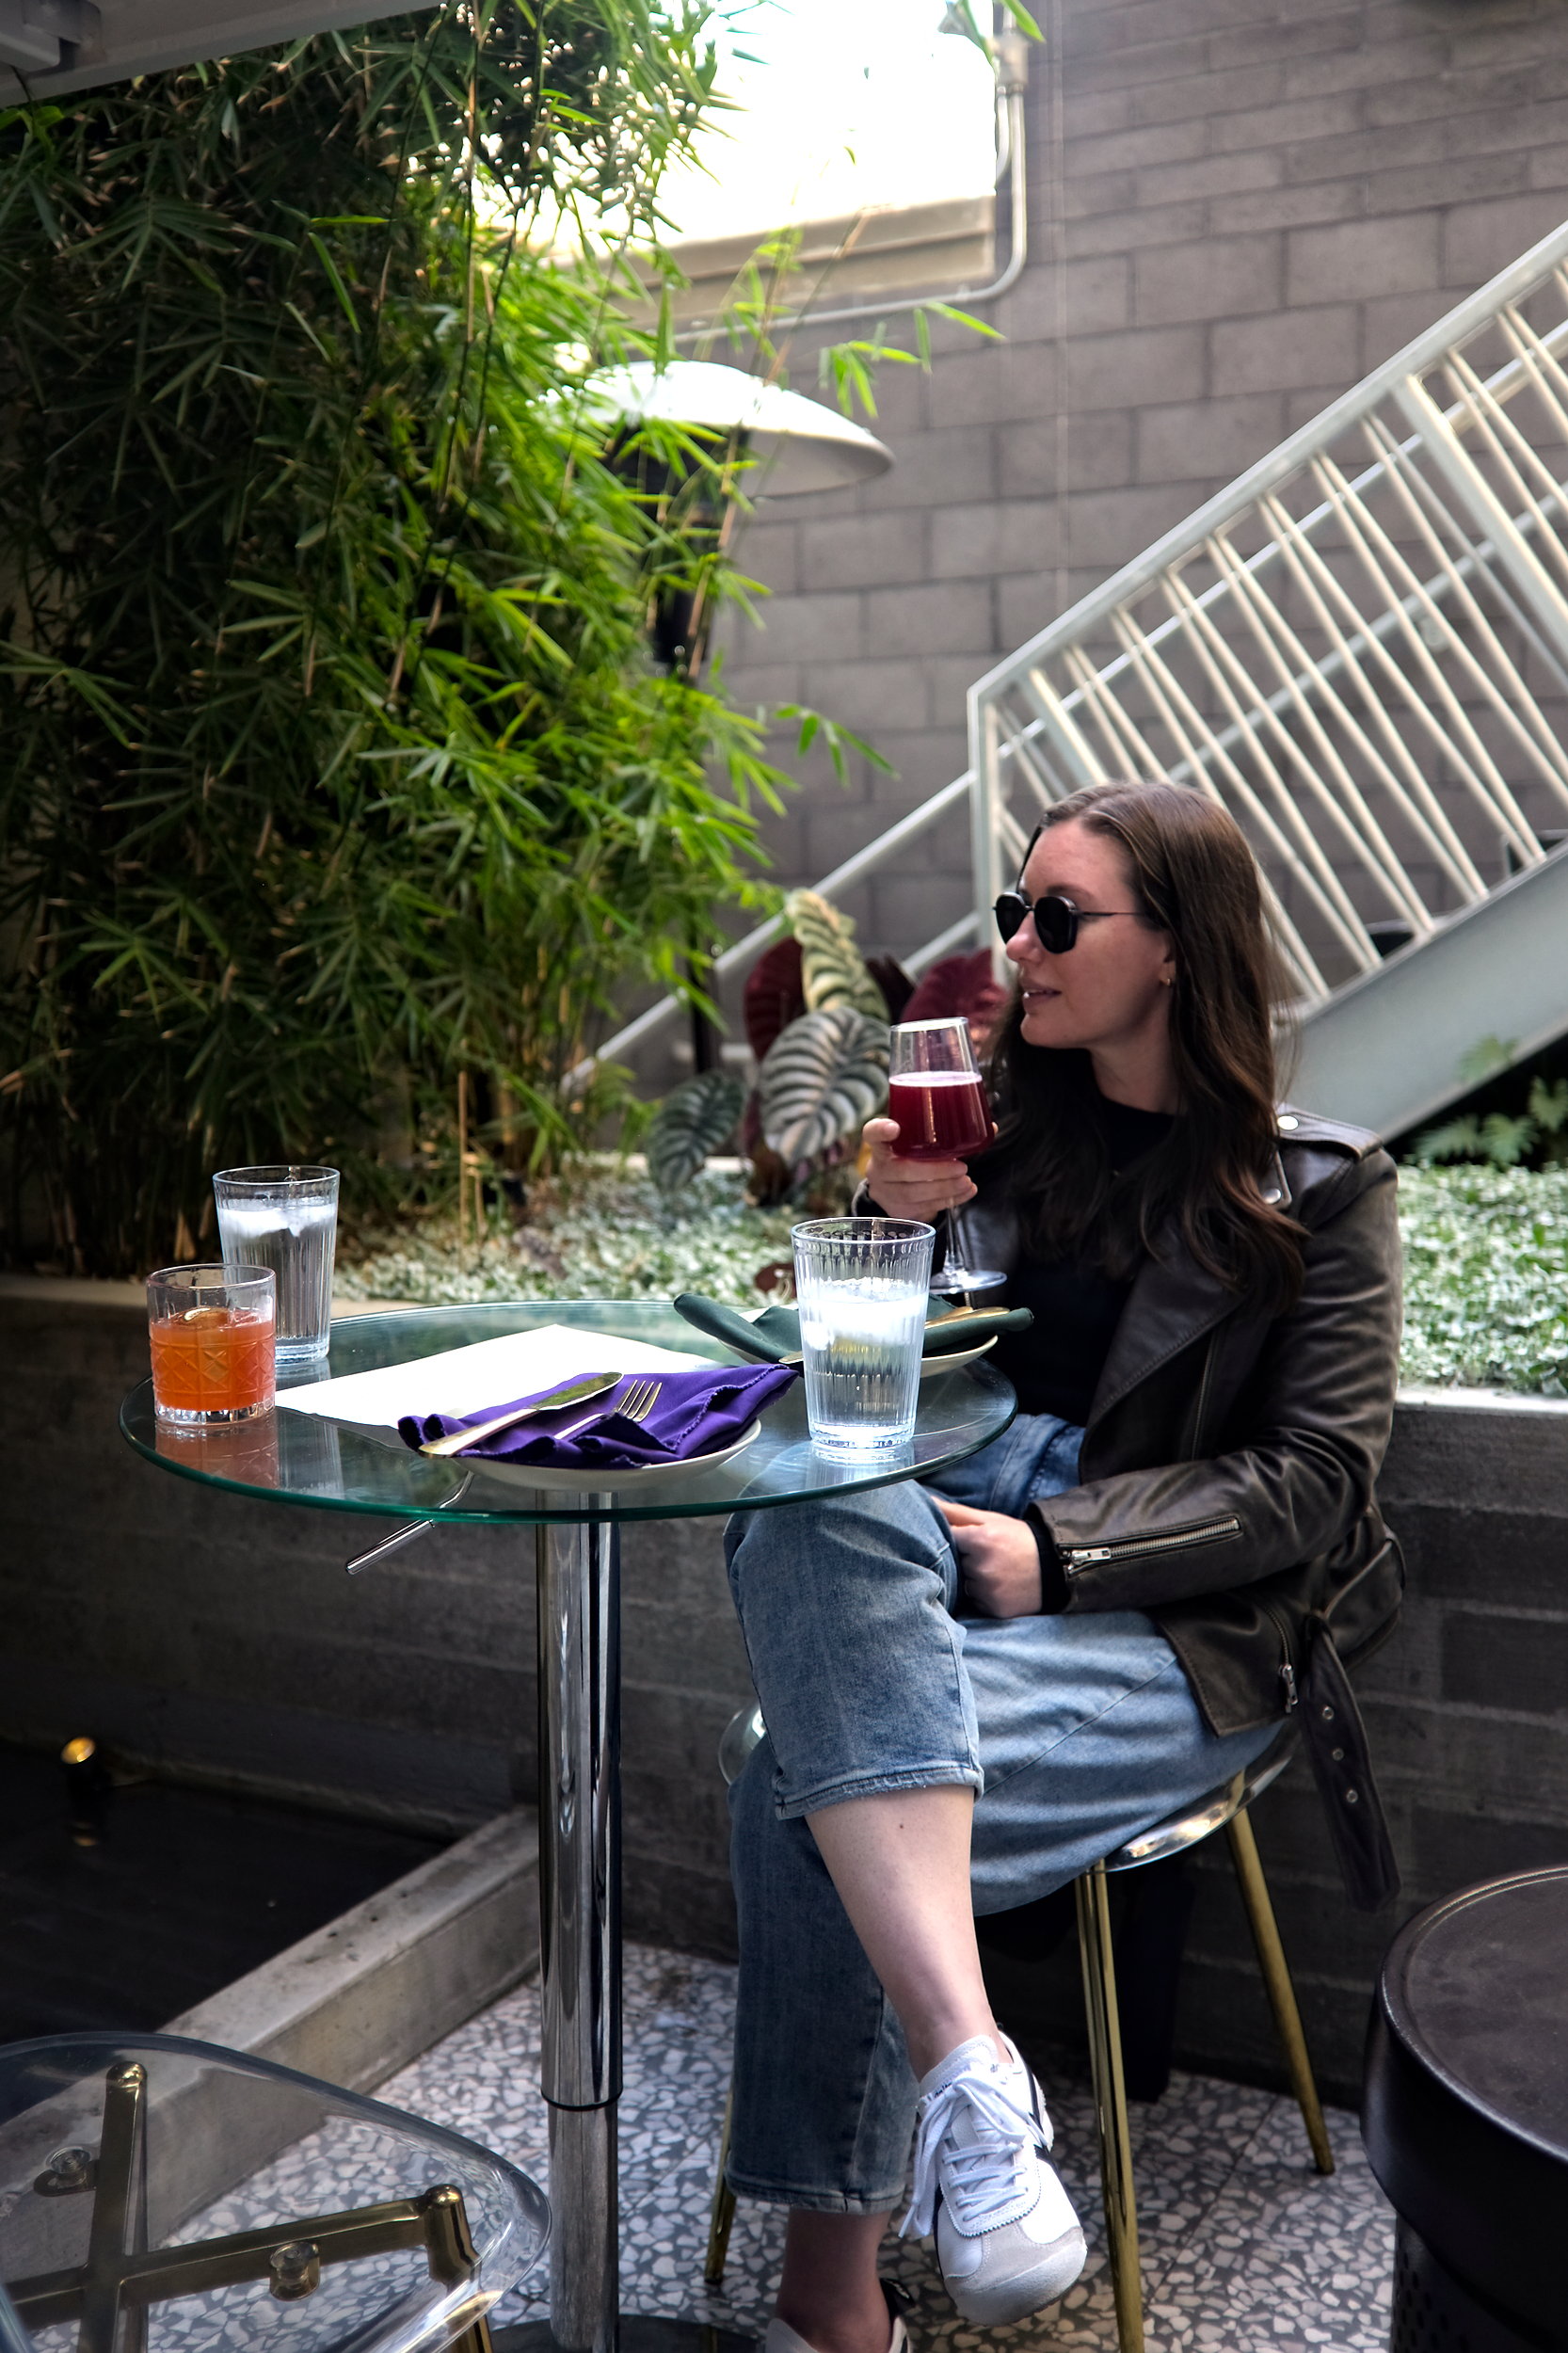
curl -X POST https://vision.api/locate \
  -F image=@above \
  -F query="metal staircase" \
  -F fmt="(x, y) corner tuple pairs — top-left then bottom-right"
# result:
(594, 215), (1568, 1140)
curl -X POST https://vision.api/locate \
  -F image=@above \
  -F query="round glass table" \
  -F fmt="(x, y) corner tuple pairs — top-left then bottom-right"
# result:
(120, 1301), (1015, 2353)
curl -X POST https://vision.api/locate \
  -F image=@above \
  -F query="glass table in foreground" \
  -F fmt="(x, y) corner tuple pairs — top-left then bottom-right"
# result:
(120, 1301), (1016, 2353)
(0, 2031), (548, 2353)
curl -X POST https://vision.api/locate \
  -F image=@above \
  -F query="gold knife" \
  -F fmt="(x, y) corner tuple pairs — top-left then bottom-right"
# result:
(419, 1370), (623, 1459)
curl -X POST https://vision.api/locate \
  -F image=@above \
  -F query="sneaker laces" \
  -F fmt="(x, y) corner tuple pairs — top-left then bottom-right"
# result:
(899, 2054), (1050, 2241)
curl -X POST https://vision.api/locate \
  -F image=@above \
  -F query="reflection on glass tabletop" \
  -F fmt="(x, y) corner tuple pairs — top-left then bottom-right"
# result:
(120, 1299), (1016, 1526)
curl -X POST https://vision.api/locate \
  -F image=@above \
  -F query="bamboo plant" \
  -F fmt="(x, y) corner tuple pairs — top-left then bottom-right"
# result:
(0, 1), (815, 1274)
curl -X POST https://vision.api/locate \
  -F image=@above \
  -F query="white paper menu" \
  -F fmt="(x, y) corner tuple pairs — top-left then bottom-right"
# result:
(275, 1322), (707, 1429)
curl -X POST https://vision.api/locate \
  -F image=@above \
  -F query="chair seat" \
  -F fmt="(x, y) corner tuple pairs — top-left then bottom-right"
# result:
(1102, 1724), (1299, 1871)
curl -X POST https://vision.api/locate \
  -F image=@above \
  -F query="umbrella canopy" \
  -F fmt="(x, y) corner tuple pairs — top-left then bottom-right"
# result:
(584, 360), (894, 498)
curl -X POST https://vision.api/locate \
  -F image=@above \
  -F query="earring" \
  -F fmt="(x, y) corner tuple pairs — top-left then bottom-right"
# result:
(1160, 974), (1176, 987)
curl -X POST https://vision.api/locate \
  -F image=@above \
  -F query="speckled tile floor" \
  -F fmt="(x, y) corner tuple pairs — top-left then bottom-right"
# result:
(374, 1945), (1395, 2353)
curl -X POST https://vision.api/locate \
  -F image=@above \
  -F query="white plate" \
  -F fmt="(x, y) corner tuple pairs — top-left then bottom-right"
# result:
(919, 1334), (999, 1377)
(467, 1417), (762, 1493)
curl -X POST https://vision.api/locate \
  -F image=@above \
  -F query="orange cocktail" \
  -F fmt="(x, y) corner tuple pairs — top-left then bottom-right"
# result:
(147, 1264), (276, 1423)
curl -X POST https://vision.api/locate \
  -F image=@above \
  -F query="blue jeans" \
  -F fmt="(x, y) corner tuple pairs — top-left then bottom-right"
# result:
(721, 1416), (1278, 2212)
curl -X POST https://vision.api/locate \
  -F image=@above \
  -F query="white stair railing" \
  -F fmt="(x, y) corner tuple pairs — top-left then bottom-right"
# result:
(968, 215), (1568, 1006)
(585, 214), (1568, 1087)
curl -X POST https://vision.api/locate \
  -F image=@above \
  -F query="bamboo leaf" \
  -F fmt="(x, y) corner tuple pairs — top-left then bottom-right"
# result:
(0, 8), (946, 1274)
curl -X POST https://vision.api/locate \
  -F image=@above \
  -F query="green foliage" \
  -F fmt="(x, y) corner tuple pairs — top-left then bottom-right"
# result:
(0, 1), (828, 1275)
(1413, 1076), (1568, 1170)
(758, 1003), (888, 1166)
(1457, 1034), (1518, 1086)
(645, 1064), (744, 1193)
(337, 1156), (797, 1306)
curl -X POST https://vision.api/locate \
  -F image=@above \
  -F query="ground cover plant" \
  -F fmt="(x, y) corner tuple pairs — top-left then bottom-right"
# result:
(337, 1156), (1568, 1397)
(336, 1158), (797, 1308)
(1397, 1164), (1568, 1396)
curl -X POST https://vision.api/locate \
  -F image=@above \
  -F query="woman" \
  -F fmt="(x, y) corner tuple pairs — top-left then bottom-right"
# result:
(723, 780), (1403, 2353)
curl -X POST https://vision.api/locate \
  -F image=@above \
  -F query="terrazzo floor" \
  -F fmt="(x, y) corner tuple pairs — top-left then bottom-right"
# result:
(375, 1945), (1396, 2353)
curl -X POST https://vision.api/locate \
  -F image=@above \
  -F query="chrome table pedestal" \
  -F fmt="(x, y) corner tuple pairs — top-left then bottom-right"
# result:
(500, 1509), (752, 2353)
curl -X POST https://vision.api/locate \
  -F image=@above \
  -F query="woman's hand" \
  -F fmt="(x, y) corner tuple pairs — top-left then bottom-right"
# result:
(932, 1498), (1043, 1618)
(860, 1116), (978, 1222)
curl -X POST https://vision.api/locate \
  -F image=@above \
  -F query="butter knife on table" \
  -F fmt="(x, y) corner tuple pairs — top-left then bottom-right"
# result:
(418, 1369), (623, 1458)
(348, 1370), (628, 1571)
(672, 1293), (1032, 1365)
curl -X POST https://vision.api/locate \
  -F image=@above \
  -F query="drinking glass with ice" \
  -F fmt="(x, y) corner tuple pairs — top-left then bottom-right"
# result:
(792, 1218), (935, 1458)
(213, 1164), (339, 1369)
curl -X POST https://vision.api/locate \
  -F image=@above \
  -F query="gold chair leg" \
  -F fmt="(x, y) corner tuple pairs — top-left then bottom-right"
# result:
(1224, 1808), (1335, 2176)
(1076, 1863), (1144, 2353)
(704, 2083), (738, 2285)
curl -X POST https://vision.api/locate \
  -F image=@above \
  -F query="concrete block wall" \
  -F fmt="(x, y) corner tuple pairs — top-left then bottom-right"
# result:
(691, 0), (1568, 1051)
(4, 1281), (1566, 2099)
(0, 1286), (750, 1955)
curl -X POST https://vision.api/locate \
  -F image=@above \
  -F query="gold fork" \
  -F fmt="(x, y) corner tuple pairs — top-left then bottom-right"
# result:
(553, 1375), (661, 1442)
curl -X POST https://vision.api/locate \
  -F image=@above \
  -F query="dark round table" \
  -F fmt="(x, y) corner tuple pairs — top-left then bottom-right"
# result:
(1362, 1865), (1568, 2352)
(121, 1300), (1015, 2353)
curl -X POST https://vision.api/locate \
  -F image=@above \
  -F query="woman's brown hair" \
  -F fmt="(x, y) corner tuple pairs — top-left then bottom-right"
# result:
(985, 778), (1306, 1312)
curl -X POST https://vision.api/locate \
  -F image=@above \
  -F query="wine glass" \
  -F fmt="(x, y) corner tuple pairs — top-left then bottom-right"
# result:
(887, 1017), (1006, 1297)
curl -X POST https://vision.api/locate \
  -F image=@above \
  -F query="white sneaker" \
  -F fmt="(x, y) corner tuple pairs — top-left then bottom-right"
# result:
(763, 2289), (908, 2353)
(900, 2032), (1086, 2325)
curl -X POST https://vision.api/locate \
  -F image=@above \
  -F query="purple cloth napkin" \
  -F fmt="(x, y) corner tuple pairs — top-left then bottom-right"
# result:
(398, 1363), (797, 1469)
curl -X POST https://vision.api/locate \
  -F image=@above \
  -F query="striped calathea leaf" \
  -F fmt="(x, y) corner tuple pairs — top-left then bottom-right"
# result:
(785, 890), (888, 1023)
(646, 1068), (747, 1194)
(760, 1006), (890, 1166)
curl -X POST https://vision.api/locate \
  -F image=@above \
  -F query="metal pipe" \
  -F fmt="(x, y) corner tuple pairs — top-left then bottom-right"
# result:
(1224, 1811), (1335, 2177)
(546, 2108), (618, 2353)
(1074, 1865), (1144, 2353)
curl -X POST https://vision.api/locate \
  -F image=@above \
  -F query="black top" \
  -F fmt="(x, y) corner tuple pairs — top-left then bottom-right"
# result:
(990, 1095), (1174, 1425)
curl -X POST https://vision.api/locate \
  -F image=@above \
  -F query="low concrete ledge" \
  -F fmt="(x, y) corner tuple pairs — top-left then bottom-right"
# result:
(162, 1805), (541, 2090)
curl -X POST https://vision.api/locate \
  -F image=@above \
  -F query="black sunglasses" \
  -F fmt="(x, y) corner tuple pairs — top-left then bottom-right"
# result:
(993, 889), (1153, 954)
(993, 826), (1147, 952)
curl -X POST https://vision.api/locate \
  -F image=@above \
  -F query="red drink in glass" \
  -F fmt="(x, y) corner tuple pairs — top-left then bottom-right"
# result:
(151, 1306), (274, 1417)
(147, 1263), (276, 1424)
(888, 1072), (991, 1161)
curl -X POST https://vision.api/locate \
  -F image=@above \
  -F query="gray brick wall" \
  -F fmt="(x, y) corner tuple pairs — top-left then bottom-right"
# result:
(681, 0), (1568, 1074)
(5, 1286), (1566, 2098)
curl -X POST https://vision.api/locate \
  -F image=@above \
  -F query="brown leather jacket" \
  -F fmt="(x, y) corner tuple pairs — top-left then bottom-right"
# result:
(935, 1104), (1406, 1905)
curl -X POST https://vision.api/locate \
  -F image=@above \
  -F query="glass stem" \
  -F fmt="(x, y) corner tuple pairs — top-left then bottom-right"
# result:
(943, 1206), (973, 1305)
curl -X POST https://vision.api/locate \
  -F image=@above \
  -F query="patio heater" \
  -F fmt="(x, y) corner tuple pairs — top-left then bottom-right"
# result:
(586, 359), (893, 1070)
(587, 358), (893, 680)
